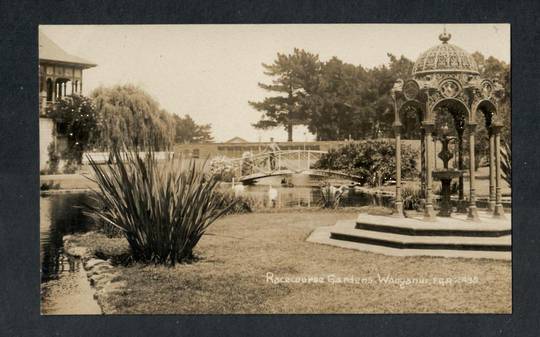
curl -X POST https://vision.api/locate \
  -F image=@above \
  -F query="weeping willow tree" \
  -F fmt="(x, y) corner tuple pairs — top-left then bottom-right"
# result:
(91, 85), (175, 151)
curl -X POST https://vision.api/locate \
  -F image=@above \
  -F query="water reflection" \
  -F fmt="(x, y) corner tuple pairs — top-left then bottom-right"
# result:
(228, 174), (393, 209)
(40, 193), (94, 282)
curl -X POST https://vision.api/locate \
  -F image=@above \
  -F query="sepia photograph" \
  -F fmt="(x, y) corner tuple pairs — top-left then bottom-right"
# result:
(38, 23), (511, 315)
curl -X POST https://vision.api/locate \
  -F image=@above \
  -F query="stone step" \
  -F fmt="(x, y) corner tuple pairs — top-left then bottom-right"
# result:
(306, 223), (511, 260)
(355, 221), (511, 237)
(356, 213), (511, 237)
(330, 227), (511, 252)
(307, 214), (512, 260)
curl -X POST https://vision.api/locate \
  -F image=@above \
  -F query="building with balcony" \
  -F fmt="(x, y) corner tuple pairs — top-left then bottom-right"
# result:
(39, 30), (96, 171)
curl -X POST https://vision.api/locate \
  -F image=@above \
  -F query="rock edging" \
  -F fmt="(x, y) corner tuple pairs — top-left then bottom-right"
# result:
(63, 234), (129, 314)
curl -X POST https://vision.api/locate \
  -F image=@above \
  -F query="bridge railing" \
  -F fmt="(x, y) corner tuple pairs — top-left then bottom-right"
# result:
(223, 149), (327, 178)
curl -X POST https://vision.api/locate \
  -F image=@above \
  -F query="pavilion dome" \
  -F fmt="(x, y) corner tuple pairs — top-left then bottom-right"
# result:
(412, 31), (479, 76)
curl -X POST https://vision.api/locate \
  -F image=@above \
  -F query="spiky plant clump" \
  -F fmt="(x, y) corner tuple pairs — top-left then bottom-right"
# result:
(215, 191), (255, 214)
(401, 186), (423, 211)
(319, 183), (343, 209)
(86, 146), (233, 265)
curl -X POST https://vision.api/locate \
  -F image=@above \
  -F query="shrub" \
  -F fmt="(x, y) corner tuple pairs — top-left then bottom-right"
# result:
(40, 181), (60, 191)
(62, 160), (79, 174)
(86, 146), (234, 265)
(208, 155), (236, 182)
(46, 143), (60, 174)
(401, 186), (423, 211)
(46, 94), (99, 165)
(313, 140), (418, 187)
(319, 183), (343, 209)
(215, 191), (255, 214)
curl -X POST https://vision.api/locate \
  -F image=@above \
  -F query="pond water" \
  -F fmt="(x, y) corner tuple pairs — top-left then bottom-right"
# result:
(40, 193), (103, 314)
(226, 174), (393, 208)
(40, 193), (95, 282)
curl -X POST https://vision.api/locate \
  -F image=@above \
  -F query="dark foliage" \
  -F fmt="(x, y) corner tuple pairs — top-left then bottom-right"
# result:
(313, 141), (418, 187)
(319, 183), (343, 208)
(46, 94), (99, 165)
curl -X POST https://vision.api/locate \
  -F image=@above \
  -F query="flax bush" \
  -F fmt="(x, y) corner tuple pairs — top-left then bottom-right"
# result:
(86, 146), (233, 265)
(401, 186), (423, 211)
(319, 183), (343, 209)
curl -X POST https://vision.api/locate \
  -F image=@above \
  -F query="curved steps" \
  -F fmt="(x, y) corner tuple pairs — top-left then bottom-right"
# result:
(354, 213), (511, 237)
(306, 212), (512, 260)
(331, 228), (511, 251)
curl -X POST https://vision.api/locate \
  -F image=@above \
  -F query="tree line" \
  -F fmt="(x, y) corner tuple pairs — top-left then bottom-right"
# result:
(250, 48), (510, 144)
(47, 50), (509, 171)
(46, 84), (213, 166)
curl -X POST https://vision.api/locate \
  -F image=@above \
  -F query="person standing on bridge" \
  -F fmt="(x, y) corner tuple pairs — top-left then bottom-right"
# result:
(241, 150), (254, 176)
(266, 138), (281, 170)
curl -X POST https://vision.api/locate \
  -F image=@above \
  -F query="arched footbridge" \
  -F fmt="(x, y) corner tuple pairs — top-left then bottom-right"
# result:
(222, 149), (363, 184)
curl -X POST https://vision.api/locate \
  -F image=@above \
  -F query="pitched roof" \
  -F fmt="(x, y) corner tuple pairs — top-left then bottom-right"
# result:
(39, 30), (97, 68)
(225, 136), (249, 143)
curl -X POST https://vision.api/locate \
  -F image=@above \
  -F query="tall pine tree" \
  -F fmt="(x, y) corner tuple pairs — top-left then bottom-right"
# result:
(250, 48), (320, 141)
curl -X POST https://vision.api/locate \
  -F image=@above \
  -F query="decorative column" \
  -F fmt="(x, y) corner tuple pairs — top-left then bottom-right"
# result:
(467, 123), (479, 220)
(422, 122), (436, 220)
(488, 127), (496, 211)
(39, 75), (45, 115)
(393, 123), (404, 217)
(420, 128), (426, 199)
(457, 126), (466, 212)
(433, 135), (437, 169)
(54, 81), (58, 101)
(493, 123), (506, 218)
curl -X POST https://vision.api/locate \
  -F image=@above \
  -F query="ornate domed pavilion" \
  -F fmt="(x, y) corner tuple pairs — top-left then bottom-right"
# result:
(390, 29), (506, 220)
(411, 32), (479, 76)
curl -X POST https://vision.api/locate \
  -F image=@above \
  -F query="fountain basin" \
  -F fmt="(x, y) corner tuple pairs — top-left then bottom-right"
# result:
(432, 169), (463, 180)
(432, 169), (464, 217)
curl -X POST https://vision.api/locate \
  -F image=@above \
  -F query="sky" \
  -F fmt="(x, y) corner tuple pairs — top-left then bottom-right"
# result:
(40, 24), (510, 142)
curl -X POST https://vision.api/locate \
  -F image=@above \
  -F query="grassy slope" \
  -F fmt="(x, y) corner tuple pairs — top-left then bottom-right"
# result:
(89, 210), (511, 314)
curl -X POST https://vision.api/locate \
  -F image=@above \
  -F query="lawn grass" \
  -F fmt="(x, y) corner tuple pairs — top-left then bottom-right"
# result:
(67, 231), (130, 260)
(81, 209), (511, 314)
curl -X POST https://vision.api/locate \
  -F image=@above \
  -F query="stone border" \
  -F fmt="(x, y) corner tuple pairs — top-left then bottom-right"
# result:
(63, 234), (129, 314)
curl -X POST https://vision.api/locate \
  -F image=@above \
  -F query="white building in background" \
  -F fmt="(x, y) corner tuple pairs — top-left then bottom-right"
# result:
(38, 30), (96, 171)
